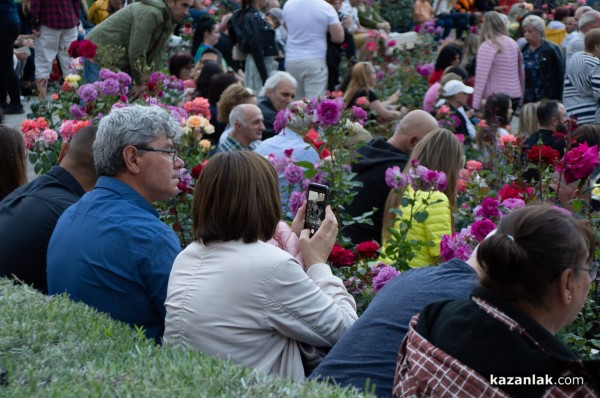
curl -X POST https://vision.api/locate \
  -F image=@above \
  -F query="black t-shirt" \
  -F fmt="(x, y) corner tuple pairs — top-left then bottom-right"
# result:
(348, 88), (378, 108)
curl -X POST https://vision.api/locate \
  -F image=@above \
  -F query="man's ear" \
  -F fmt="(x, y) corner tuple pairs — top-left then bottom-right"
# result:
(407, 135), (419, 151)
(123, 146), (142, 174)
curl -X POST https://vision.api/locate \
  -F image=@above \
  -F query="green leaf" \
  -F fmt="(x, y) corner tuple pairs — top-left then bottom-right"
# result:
(414, 211), (429, 223)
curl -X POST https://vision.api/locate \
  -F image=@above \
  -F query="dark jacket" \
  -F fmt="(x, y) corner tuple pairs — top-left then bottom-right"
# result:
(257, 95), (278, 141)
(344, 137), (409, 244)
(237, 6), (278, 83)
(522, 39), (565, 102)
(393, 287), (600, 398)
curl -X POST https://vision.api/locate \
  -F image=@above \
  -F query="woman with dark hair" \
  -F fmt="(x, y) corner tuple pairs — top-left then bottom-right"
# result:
(168, 52), (195, 80)
(193, 60), (223, 99)
(0, 126), (27, 200)
(191, 15), (221, 63)
(476, 92), (513, 155)
(428, 43), (463, 86)
(233, 0), (278, 92)
(206, 72), (239, 144)
(393, 204), (600, 397)
(164, 151), (357, 381)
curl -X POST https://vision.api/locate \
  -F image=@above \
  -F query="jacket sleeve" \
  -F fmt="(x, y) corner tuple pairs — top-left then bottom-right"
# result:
(473, 42), (496, 110)
(246, 13), (270, 83)
(424, 192), (451, 260)
(357, 8), (382, 29)
(29, 0), (40, 30)
(264, 259), (357, 348)
(268, 221), (305, 269)
(128, 8), (162, 82)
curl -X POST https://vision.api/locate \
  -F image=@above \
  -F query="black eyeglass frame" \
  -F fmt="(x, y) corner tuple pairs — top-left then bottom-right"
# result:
(134, 146), (178, 162)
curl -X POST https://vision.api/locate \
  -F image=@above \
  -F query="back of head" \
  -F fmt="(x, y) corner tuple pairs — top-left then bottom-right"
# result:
(483, 92), (511, 126)
(573, 124), (600, 147)
(217, 84), (257, 123)
(93, 105), (182, 177)
(579, 10), (600, 31)
(517, 102), (539, 138)
(575, 5), (592, 20)
(195, 60), (224, 98)
(553, 6), (572, 23)
(443, 65), (468, 81)
(477, 205), (594, 307)
(584, 28), (600, 52)
(344, 62), (372, 103)
(435, 44), (462, 71)
(0, 126), (27, 200)
(260, 71), (297, 97)
(168, 52), (194, 79)
(396, 109), (439, 140)
(61, 125), (98, 182)
(193, 151), (280, 244)
(481, 11), (509, 50)
(536, 100), (560, 127)
(208, 72), (238, 105)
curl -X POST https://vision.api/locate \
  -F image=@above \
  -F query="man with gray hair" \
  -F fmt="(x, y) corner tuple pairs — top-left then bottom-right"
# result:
(47, 105), (184, 342)
(344, 110), (439, 244)
(567, 10), (600, 61)
(257, 71), (297, 140)
(217, 104), (265, 152)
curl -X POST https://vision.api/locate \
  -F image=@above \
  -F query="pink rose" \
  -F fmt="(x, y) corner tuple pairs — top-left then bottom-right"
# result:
(557, 142), (599, 184)
(471, 218), (496, 242)
(388, 40), (397, 47)
(366, 41), (378, 52)
(42, 129), (58, 146)
(466, 160), (483, 172)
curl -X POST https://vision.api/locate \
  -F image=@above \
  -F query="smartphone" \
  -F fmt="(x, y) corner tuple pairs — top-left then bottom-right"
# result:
(304, 183), (329, 236)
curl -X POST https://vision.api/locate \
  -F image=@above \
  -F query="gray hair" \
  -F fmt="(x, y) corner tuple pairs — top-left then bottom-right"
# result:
(94, 105), (182, 176)
(259, 71), (297, 97)
(579, 10), (600, 31)
(229, 104), (248, 127)
(522, 15), (546, 35)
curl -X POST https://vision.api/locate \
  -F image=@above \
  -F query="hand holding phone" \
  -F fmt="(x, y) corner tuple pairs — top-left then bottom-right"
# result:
(304, 183), (329, 237)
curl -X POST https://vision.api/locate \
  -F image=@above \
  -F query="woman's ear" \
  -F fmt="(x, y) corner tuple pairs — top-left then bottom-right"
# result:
(557, 267), (574, 305)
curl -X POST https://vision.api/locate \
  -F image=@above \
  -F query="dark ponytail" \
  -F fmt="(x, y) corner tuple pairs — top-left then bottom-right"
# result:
(476, 205), (595, 307)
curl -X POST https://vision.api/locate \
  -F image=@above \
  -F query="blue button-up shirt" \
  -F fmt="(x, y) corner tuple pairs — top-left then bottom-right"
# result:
(47, 176), (181, 340)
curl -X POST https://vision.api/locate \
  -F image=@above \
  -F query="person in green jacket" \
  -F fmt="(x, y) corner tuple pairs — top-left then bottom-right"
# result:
(85, 0), (192, 96)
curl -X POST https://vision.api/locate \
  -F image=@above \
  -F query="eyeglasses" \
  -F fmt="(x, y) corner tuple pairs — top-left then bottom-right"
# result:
(134, 146), (178, 162)
(581, 261), (599, 281)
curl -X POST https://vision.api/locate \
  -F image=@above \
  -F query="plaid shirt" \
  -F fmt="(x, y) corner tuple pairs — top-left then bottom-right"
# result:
(393, 300), (600, 398)
(216, 136), (259, 153)
(30, 0), (79, 30)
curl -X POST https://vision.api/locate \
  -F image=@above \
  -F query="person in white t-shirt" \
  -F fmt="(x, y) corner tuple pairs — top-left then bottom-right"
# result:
(283, 0), (343, 99)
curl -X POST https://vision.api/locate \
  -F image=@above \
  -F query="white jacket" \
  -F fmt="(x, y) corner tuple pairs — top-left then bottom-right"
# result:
(163, 240), (357, 382)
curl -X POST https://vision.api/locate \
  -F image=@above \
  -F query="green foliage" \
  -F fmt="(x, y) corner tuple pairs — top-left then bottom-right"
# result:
(0, 280), (370, 397)
(556, 285), (600, 360)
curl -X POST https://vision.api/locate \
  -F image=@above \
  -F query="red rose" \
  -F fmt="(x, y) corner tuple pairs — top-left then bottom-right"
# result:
(497, 182), (535, 202)
(79, 40), (97, 59)
(356, 241), (380, 259)
(67, 40), (80, 58)
(191, 160), (209, 179)
(526, 145), (560, 165)
(147, 81), (157, 91)
(284, 148), (294, 158)
(328, 243), (356, 267)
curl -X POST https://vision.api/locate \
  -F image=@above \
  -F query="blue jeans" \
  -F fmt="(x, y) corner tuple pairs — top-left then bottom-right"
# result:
(436, 13), (470, 39)
(83, 58), (100, 83)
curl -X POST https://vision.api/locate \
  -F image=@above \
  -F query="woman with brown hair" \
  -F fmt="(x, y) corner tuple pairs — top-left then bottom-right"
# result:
(163, 151), (357, 381)
(393, 205), (600, 397)
(381, 128), (464, 267)
(0, 126), (27, 200)
(343, 61), (403, 122)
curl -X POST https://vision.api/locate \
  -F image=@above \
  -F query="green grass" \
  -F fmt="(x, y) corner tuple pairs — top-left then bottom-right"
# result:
(0, 279), (369, 397)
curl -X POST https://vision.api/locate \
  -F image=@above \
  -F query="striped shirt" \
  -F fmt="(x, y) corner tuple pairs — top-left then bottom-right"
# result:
(563, 52), (600, 125)
(473, 35), (525, 110)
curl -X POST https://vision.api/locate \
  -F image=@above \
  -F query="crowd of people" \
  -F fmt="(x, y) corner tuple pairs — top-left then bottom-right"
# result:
(1, 0), (600, 396)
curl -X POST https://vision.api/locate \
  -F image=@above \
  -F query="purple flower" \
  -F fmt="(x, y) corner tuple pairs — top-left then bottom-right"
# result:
(426, 25), (435, 34)
(273, 109), (288, 134)
(385, 166), (410, 190)
(166, 105), (188, 122)
(352, 106), (368, 123)
(372, 266), (400, 292)
(450, 114), (462, 127)
(471, 218), (496, 242)
(117, 72), (132, 87)
(376, 70), (385, 81)
(315, 99), (341, 126)
(501, 198), (525, 211)
(268, 153), (291, 174)
(149, 71), (166, 84)
(69, 104), (86, 119)
(78, 84), (98, 102)
(288, 191), (306, 216)
(440, 227), (476, 261)
(435, 26), (444, 35)
(101, 78), (120, 96)
(473, 197), (501, 219)
(99, 69), (119, 81)
(422, 170), (447, 191)
(177, 168), (192, 190)
(145, 97), (160, 105)
(284, 163), (304, 185)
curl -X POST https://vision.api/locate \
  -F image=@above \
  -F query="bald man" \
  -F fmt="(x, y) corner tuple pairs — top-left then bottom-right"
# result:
(0, 126), (98, 293)
(344, 110), (439, 244)
(217, 104), (266, 152)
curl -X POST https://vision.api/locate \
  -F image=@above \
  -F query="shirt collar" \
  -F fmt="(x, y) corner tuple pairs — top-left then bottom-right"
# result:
(95, 176), (159, 217)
